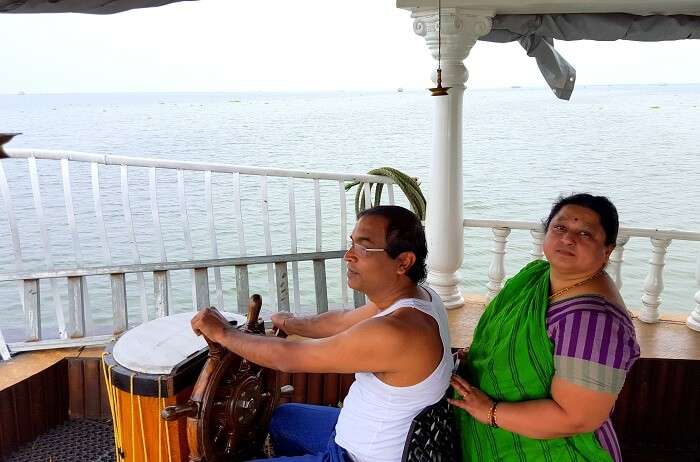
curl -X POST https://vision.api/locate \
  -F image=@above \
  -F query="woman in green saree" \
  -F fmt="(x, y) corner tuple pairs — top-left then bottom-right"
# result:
(449, 194), (640, 461)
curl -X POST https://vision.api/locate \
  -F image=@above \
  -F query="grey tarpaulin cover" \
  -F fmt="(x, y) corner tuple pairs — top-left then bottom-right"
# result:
(2, 3), (699, 98)
(480, 14), (700, 100)
(0, 0), (194, 14)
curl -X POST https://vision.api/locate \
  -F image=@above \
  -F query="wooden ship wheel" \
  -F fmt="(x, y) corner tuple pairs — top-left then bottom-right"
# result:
(162, 295), (289, 462)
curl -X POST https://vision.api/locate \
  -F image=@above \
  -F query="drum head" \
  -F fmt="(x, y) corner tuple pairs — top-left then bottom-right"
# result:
(113, 311), (246, 375)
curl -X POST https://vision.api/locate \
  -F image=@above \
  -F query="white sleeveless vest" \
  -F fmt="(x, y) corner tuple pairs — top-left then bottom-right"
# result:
(334, 287), (453, 462)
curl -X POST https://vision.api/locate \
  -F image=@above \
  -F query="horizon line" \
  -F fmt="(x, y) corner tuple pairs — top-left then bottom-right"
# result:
(3, 82), (699, 96)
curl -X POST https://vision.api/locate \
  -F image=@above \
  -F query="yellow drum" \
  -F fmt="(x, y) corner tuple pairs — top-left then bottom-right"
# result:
(101, 311), (246, 462)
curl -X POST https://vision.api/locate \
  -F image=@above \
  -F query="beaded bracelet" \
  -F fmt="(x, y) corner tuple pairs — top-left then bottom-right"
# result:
(488, 401), (499, 428)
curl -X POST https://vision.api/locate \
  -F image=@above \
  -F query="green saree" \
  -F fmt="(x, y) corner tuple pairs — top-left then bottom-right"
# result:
(456, 260), (612, 461)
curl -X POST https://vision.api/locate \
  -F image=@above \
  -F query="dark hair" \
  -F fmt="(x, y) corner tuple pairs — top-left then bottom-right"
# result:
(544, 193), (619, 246)
(357, 205), (428, 284)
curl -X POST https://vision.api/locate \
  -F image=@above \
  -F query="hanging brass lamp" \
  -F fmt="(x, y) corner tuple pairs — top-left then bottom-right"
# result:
(429, 0), (450, 96)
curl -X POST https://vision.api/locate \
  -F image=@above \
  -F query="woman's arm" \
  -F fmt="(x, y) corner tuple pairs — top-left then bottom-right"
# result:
(450, 375), (616, 439)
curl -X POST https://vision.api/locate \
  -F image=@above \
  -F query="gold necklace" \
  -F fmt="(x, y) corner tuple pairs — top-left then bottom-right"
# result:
(549, 270), (604, 300)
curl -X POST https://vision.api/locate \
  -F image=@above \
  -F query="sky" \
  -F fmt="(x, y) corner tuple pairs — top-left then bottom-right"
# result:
(1, 0), (699, 94)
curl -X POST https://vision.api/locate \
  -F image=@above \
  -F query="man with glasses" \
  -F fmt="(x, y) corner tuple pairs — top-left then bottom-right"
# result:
(192, 205), (452, 462)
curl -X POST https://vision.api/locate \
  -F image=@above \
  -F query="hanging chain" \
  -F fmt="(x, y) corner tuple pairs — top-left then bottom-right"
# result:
(430, 0), (449, 96)
(437, 0), (442, 72)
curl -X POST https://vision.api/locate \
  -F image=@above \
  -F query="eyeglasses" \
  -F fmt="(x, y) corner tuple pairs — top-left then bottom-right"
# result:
(346, 237), (386, 258)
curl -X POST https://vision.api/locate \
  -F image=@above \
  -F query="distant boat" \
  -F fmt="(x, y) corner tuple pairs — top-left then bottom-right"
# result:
(510, 85), (522, 89)
(17, 91), (26, 95)
(397, 87), (404, 93)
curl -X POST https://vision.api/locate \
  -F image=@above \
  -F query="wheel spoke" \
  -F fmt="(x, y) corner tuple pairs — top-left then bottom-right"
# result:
(214, 423), (226, 445)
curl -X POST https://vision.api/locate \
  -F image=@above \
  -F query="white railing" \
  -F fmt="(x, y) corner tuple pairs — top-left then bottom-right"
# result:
(0, 148), (396, 358)
(0, 250), (366, 360)
(464, 218), (700, 332)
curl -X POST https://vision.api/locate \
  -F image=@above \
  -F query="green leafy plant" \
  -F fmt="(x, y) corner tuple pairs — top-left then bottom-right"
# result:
(345, 167), (426, 220)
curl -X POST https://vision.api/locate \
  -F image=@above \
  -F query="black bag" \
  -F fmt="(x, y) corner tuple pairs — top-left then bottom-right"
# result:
(401, 396), (458, 462)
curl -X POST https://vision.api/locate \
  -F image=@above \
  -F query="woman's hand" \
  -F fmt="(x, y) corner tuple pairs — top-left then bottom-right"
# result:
(448, 374), (494, 425)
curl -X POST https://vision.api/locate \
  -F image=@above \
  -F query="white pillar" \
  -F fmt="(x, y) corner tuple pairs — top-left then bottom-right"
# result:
(412, 9), (492, 308)
(686, 253), (700, 332)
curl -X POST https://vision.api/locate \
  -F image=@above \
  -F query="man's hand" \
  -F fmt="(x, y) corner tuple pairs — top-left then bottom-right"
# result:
(271, 312), (294, 334)
(191, 307), (231, 343)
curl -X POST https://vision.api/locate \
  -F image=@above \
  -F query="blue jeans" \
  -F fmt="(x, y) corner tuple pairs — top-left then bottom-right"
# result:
(249, 403), (350, 461)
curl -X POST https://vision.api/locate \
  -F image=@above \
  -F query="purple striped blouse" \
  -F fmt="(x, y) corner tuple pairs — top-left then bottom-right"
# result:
(547, 295), (640, 462)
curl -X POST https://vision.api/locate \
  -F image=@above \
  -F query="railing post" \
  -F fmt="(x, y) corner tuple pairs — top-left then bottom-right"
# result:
(607, 235), (631, 290)
(261, 175), (277, 306)
(486, 227), (511, 302)
(28, 157), (66, 339)
(338, 180), (349, 307)
(288, 178), (301, 313)
(313, 259), (329, 314)
(362, 183), (372, 210)
(24, 279), (41, 342)
(387, 184), (395, 205)
(110, 273), (128, 334)
(0, 330), (10, 360)
(530, 229), (545, 260)
(640, 237), (671, 323)
(177, 169), (197, 311)
(62, 160), (90, 340)
(194, 268), (210, 310)
(153, 270), (169, 318)
(67, 276), (86, 338)
(235, 265), (250, 314)
(275, 262), (290, 313)
(205, 170), (225, 310)
(686, 253), (700, 332)
(353, 290), (366, 308)
(0, 161), (28, 329)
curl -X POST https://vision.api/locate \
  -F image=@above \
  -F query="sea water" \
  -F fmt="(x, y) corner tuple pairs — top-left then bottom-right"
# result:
(1, 85), (699, 334)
